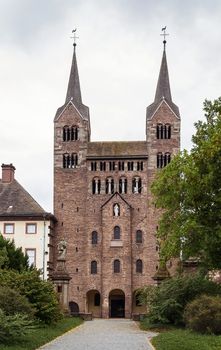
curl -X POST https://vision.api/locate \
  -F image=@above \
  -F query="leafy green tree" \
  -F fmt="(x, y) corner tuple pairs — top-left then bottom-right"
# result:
(0, 286), (35, 318)
(139, 274), (221, 325)
(184, 294), (221, 334)
(0, 309), (34, 344)
(0, 269), (62, 324)
(0, 234), (29, 271)
(152, 98), (221, 269)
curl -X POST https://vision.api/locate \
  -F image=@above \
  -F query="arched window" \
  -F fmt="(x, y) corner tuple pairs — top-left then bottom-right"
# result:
(92, 178), (101, 194)
(91, 231), (98, 245)
(157, 123), (163, 139)
(132, 177), (142, 193)
(63, 153), (70, 168)
(105, 177), (114, 194)
(71, 126), (79, 141)
(70, 153), (78, 168)
(94, 293), (100, 306)
(63, 126), (70, 142)
(114, 226), (121, 240)
(91, 261), (97, 274)
(157, 153), (164, 168)
(136, 230), (142, 244)
(164, 124), (171, 139)
(113, 259), (120, 273)
(164, 152), (171, 166)
(119, 178), (127, 194)
(136, 259), (143, 273)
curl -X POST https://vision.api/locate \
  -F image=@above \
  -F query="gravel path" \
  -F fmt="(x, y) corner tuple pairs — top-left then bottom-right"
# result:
(39, 319), (156, 350)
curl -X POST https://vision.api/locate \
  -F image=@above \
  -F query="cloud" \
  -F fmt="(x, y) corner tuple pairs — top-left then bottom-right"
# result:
(1, 0), (221, 211)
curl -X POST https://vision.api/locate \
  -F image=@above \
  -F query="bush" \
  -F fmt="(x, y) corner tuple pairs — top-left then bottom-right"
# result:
(0, 286), (35, 318)
(0, 309), (34, 344)
(0, 269), (62, 324)
(0, 234), (29, 271)
(184, 295), (221, 334)
(139, 273), (221, 325)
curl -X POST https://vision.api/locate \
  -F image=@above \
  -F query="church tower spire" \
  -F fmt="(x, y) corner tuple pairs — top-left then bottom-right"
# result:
(65, 43), (82, 105)
(54, 32), (90, 121)
(146, 32), (180, 120)
(154, 48), (172, 103)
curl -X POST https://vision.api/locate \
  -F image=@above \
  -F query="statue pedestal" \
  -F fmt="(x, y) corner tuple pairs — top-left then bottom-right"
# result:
(152, 266), (170, 285)
(51, 258), (71, 312)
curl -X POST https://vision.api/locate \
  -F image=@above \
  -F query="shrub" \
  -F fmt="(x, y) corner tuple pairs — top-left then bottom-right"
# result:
(0, 309), (34, 344)
(139, 273), (221, 325)
(0, 286), (35, 318)
(0, 269), (62, 324)
(184, 295), (221, 334)
(0, 234), (29, 271)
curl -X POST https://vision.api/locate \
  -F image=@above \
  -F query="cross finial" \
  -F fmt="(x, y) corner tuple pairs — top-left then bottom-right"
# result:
(160, 26), (169, 50)
(70, 28), (79, 48)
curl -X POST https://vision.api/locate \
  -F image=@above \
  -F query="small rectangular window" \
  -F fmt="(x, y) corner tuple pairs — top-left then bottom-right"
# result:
(109, 162), (115, 171)
(25, 249), (36, 267)
(137, 162), (143, 171)
(57, 285), (62, 293)
(100, 162), (106, 171)
(127, 161), (134, 171)
(91, 162), (97, 171)
(26, 223), (37, 234)
(4, 223), (14, 234)
(118, 161), (125, 171)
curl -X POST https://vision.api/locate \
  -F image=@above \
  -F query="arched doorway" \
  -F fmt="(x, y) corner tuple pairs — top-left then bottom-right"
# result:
(86, 290), (101, 317)
(109, 289), (125, 318)
(69, 301), (79, 316)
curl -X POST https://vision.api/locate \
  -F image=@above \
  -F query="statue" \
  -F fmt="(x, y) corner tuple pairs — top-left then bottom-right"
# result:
(113, 203), (120, 216)
(57, 239), (67, 260)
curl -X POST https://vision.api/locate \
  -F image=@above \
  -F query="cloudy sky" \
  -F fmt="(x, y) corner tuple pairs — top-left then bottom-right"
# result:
(0, 0), (221, 212)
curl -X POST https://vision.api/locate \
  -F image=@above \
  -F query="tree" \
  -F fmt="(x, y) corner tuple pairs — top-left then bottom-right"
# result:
(138, 273), (221, 326)
(0, 234), (29, 271)
(152, 98), (221, 270)
(0, 269), (62, 324)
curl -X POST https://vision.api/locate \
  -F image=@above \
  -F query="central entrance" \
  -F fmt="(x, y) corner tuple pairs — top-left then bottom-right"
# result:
(109, 289), (125, 318)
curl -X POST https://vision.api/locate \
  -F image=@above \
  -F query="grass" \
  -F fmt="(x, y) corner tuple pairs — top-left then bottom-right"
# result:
(151, 329), (221, 350)
(0, 317), (83, 350)
(140, 316), (177, 332)
(140, 317), (221, 350)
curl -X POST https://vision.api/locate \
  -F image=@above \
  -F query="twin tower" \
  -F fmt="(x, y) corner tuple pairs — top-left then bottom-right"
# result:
(52, 40), (180, 318)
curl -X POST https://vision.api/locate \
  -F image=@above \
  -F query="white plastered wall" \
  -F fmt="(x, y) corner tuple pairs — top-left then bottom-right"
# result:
(0, 219), (50, 279)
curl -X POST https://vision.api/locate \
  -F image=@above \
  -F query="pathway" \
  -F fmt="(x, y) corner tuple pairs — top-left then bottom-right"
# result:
(39, 319), (156, 350)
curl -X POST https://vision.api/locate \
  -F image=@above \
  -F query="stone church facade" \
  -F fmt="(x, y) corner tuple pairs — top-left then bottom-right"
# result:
(52, 41), (180, 318)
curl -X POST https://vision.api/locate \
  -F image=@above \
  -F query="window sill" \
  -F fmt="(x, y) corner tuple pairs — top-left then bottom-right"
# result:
(110, 240), (123, 247)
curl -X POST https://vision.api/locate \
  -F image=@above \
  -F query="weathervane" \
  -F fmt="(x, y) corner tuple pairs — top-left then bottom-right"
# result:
(70, 28), (79, 47)
(160, 26), (169, 50)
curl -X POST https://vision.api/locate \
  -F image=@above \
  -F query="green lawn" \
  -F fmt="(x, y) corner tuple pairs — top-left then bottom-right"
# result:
(0, 317), (83, 350)
(152, 330), (221, 350)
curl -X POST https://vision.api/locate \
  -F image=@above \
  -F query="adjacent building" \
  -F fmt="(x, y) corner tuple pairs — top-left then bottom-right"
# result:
(0, 164), (56, 278)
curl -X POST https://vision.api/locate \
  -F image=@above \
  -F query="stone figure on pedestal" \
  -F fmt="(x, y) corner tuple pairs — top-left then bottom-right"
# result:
(57, 239), (67, 260)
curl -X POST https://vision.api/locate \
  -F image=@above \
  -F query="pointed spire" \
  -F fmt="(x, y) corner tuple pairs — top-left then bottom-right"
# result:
(146, 34), (180, 120)
(65, 43), (82, 105)
(154, 47), (172, 103)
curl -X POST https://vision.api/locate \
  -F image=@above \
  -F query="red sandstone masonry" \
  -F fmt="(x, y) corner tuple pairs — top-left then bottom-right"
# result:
(53, 89), (180, 318)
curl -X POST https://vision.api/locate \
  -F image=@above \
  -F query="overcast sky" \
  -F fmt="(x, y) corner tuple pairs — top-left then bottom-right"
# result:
(0, 0), (221, 212)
